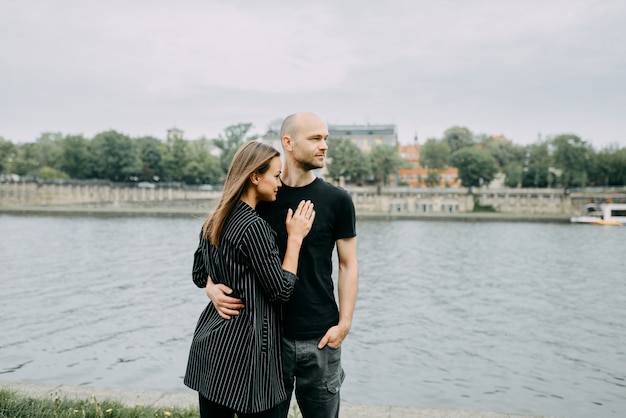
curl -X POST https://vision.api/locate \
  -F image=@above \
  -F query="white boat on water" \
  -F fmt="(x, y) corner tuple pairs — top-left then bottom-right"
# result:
(570, 203), (626, 226)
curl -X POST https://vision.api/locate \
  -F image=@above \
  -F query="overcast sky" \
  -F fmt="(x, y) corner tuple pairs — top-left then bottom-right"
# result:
(2, 0), (625, 149)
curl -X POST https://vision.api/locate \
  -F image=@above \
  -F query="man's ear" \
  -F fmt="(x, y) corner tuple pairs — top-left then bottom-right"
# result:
(282, 135), (293, 151)
(250, 173), (259, 185)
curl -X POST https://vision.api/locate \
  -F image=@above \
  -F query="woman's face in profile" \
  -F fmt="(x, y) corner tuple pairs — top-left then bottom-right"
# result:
(255, 156), (282, 202)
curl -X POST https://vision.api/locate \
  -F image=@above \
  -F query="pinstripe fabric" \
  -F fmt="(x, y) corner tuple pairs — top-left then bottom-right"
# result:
(184, 201), (297, 414)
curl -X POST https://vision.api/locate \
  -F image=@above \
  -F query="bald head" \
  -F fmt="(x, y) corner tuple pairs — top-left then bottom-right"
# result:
(280, 112), (326, 141)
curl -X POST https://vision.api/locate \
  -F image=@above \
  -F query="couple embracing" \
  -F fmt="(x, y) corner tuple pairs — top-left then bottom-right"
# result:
(184, 112), (359, 418)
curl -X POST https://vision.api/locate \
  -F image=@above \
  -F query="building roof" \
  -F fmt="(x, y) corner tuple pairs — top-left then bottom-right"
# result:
(329, 124), (397, 137)
(398, 143), (420, 158)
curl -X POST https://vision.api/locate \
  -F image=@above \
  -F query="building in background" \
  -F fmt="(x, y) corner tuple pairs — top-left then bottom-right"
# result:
(328, 124), (398, 152)
(167, 127), (184, 141)
(260, 129), (282, 153)
(396, 143), (461, 187)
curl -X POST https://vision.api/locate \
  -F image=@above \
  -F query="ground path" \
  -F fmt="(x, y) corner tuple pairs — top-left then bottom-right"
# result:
(0, 380), (560, 418)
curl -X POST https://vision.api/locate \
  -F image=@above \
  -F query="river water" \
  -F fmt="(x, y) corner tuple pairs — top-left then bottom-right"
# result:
(0, 214), (624, 417)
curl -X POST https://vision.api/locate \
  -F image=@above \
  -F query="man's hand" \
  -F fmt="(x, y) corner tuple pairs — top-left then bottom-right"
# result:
(317, 323), (350, 349)
(205, 277), (244, 320)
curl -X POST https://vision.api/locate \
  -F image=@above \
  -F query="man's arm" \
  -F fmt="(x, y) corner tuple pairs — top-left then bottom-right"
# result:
(205, 276), (245, 320)
(318, 236), (358, 349)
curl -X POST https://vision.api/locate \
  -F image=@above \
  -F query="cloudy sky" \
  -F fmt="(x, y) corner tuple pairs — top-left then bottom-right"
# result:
(2, 0), (625, 149)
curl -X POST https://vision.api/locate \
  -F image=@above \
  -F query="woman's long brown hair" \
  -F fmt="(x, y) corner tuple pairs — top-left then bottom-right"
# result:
(202, 141), (280, 247)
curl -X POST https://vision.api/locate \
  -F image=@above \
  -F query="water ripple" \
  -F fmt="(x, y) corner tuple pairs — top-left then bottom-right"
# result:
(1, 215), (625, 417)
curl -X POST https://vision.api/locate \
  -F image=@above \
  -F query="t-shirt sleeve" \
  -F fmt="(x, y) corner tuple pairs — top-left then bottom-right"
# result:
(334, 190), (357, 240)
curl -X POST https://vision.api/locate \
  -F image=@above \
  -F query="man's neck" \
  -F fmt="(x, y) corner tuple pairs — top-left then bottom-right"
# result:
(281, 165), (316, 188)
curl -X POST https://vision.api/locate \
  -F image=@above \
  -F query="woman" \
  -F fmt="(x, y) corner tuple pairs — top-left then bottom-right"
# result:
(184, 141), (315, 418)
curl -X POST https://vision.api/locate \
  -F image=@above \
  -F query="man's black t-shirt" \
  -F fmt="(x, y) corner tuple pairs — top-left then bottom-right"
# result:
(257, 178), (356, 339)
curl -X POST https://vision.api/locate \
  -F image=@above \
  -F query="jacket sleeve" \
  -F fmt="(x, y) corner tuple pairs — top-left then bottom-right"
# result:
(192, 231), (209, 288)
(242, 220), (297, 303)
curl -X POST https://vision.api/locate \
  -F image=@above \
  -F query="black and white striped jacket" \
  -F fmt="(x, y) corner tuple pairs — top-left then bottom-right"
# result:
(184, 201), (296, 413)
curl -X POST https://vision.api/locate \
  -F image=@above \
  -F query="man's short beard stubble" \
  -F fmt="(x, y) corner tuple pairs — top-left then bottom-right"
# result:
(296, 157), (324, 172)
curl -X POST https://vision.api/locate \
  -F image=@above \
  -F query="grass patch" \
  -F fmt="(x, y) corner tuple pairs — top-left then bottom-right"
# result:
(472, 195), (497, 212)
(0, 389), (303, 418)
(0, 389), (197, 418)
(472, 204), (497, 212)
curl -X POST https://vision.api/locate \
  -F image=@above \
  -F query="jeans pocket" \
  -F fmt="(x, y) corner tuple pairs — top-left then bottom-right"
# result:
(325, 345), (345, 395)
(326, 367), (345, 394)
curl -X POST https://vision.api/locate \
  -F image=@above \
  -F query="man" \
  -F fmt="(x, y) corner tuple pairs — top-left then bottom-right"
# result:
(206, 112), (359, 418)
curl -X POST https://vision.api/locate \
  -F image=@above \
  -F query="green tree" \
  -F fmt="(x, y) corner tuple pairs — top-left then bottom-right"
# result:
(611, 147), (626, 186)
(419, 138), (451, 187)
(443, 126), (474, 153)
(213, 123), (258, 174)
(39, 166), (69, 180)
(369, 144), (406, 186)
(419, 138), (450, 169)
(136, 136), (166, 181)
(503, 161), (524, 187)
(162, 136), (190, 182)
(551, 134), (593, 188)
(521, 142), (552, 188)
(10, 143), (40, 176)
(91, 130), (140, 181)
(326, 137), (370, 184)
(425, 172), (442, 187)
(35, 132), (64, 171)
(481, 136), (525, 169)
(0, 137), (17, 174)
(450, 146), (498, 188)
(183, 138), (222, 184)
(59, 134), (94, 179)
(590, 145), (626, 187)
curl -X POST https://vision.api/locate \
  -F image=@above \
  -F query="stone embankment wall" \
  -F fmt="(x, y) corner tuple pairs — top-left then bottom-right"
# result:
(349, 187), (475, 214)
(476, 188), (571, 214)
(0, 181), (594, 215)
(0, 181), (220, 207)
(348, 186), (577, 214)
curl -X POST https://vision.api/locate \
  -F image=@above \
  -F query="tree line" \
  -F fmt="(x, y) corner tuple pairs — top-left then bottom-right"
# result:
(1, 124), (625, 188)
(0, 123), (258, 185)
(328, 126), (626, 189)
